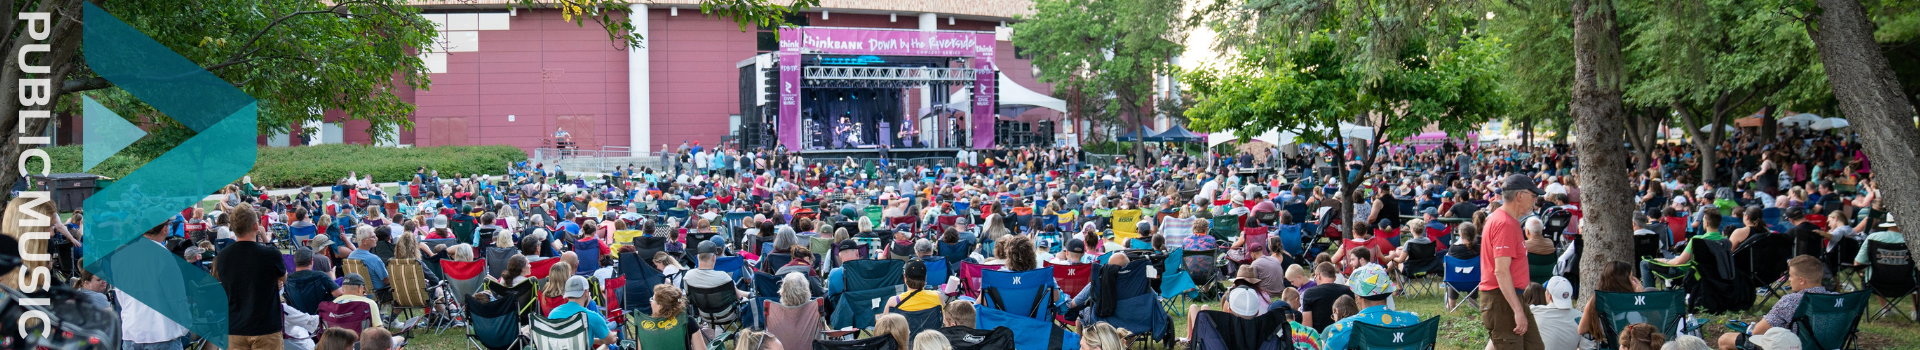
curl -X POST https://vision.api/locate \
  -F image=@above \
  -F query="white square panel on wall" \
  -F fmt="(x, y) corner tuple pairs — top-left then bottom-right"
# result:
(421, 52), (447, 73)
(478, 13), (510, 30)
(446, 31), (479, 52)
(446, 13), (479, 31)
(422, 14), (447, 31)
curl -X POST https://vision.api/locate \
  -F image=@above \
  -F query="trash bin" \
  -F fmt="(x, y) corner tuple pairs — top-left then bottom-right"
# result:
(26, 173), (100, 212)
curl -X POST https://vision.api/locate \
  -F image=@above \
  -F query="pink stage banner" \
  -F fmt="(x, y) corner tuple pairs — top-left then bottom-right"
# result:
(799, 28), (984, 57)
(777, 28), (802, 150)
(972, 36), (997, 149)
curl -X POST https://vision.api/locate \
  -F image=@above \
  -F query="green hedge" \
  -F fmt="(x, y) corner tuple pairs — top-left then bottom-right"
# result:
(30, 144), (527, 188)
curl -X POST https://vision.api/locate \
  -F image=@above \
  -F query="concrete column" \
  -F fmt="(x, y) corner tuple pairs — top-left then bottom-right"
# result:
(630, 4), (651, 155)
(919, 13), (937, 146)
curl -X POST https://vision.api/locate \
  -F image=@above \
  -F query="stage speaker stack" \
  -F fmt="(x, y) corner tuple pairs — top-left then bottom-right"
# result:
(1036, 121), (1055, 146)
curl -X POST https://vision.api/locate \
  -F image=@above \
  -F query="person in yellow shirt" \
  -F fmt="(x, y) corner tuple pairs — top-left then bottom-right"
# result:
(885, 260), (943, 312)
(333, 273), (386, 328)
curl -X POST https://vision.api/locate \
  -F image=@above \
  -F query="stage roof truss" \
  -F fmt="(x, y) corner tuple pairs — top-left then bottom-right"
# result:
(804, 66), (977, 82)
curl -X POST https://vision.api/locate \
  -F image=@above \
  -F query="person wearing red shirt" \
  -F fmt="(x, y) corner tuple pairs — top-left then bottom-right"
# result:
(1480, 174), (1544, 350)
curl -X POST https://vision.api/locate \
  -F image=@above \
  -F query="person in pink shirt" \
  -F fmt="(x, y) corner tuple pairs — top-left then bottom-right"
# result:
(1481, 174), (1544, 350)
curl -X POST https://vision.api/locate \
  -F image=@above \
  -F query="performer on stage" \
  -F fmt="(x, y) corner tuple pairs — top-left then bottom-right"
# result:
(834, 116), (854, 148)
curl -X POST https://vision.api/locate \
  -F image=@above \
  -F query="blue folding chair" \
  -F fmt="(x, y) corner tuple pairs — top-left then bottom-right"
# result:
(714, 256), (748, 282)
(1444, 256), (1481, 313)
(922, 257), (950, 290)
(1277, 224), (1304, 257)
(975, 304), (1082, 350)
(980, 267), (1059, 320)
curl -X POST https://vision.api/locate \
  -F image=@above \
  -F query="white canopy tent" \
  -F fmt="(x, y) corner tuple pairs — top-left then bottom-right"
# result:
(1778, 113), (1822, 127)
(1207, 128), (1299, 147)
(942, 73), (1070, 116)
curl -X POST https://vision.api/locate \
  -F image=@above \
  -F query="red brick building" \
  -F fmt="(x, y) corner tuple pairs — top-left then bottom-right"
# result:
(280, 0), (1064, 156)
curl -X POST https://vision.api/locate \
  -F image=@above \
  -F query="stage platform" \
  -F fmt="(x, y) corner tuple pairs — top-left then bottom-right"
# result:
(798, 147), (961, 160)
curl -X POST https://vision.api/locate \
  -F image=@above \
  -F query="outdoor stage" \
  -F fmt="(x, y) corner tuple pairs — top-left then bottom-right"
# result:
(798, 147), (962, 160)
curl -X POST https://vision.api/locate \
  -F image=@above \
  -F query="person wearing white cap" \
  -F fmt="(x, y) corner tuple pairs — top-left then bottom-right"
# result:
(1854, 213), (1906, 311)
(1531, 277), (1582, 350)
(547, 275), (615, 347)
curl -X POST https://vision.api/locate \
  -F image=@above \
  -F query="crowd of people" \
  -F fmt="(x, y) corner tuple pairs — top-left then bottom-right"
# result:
(5, 122), (1909, 350)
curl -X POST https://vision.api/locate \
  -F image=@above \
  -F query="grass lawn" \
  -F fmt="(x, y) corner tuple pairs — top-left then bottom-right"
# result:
(393, 282), (1920, 350)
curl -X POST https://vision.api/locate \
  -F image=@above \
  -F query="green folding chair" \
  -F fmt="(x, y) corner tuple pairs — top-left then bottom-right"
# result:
(1593, 289), (1688, 350)
(1345, 316), (1441, 350)
(865, 206), (884, 226)
(1528, 253), (1558, 284)
(528, 313), (590, 350)
(1789, 291), (1871, 350)
(1640, 256), (1694, 290)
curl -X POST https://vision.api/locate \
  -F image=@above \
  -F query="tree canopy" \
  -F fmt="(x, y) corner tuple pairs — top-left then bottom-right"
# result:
(1012, 0), (1188, 130)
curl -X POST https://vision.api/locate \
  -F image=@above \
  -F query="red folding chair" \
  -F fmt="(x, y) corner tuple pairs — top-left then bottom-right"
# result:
(527, 258), (562, 279)
(888, 215), (920, 234)
(318, 301), (375, 333)
(956, 262), (1003, 299)
(1053, 263), (1094, 297)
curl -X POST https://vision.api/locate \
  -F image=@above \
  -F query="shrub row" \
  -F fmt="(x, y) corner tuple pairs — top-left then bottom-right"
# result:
(32, 144), (527, 188)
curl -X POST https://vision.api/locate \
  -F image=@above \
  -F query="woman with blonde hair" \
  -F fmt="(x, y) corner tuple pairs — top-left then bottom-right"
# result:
(873, 313), (912, 350)
(2, 197), (73, 287)
(537, 261), (573, 315)
(912, 330), (952, 350)
(733, 329), (782, 350)
(649, 284), (711, 350)
(1080, 322), (1131, 350)
(449, 243), (476, 262)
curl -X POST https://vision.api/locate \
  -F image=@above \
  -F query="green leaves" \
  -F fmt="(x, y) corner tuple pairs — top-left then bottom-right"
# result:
(1014, 0), (1188, 125)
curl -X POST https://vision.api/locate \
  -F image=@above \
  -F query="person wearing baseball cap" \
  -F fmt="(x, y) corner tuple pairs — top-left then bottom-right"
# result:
(1532, 277), (1580, 350)
(1320, 265), (1417, 350)
(547, 275), (615, 347)
(825, 239), (866, 300)
(332, 273), (387, 328)
(1782, 206), (1827, 258)
(884, 260), (943, 312)
(1048, 239), (1093, 265)
(685, 241), (749, 299)
(1480, 174), (1545, 349)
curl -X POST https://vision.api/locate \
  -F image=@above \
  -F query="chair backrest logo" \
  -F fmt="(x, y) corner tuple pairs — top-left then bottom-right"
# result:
(1392, 332), (1404, 342)
(1634, 296), (1646, 305)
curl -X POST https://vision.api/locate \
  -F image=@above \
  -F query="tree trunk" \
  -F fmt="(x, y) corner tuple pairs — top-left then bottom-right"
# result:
(1807, 0), (1920, 265)
(1759, 104), (1778, 140)
(1570, 0), (1636, 300)
(0, 0), (86, 203)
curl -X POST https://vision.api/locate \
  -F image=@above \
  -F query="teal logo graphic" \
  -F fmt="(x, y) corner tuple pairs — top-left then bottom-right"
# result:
(80, 2), (257, 348)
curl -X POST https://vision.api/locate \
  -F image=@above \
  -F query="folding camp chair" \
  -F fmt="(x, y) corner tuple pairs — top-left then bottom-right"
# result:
(485, 278), (538, 321)
(760, 298), (824, 348)
(466, 294), (524, 350)
(619, 251), (669, 316)
(938, 325), (1017, 350)
(1159, 250), (1200, 318)
(1345, 316), (1441, 350)
(922, 257), (950, 290)
(1053, 263), (1095, 297)
(688, 281), (750, 332)
(1443, 256), (1481, 313)
(527, 257), (563, 279)
(1400, 242), (1444, 297)
(1078, 260), (1173, 345)
(1788, 290), (1871, 350)
(1736, 233), (1795, 309)
(387, 258), (438, 331)
(318, 300), (375, 334)
(956, 262), (1003, 299)
(1187, 310), (1291, 350)
(1181, 249), (1224, 299)
(1527, 253), (1558, 287)
(980, 267), (1059, 320)
(528, 313), (591, 350)
(1864, 239), (1917, 322)
(713, 255), (749, 283)
(1593, 289), (1689, 350)
(1209, 215), (1242, 242)
(889, 306), (945, 336)
(975, 304), (1082, 350)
